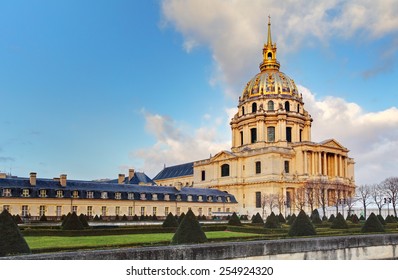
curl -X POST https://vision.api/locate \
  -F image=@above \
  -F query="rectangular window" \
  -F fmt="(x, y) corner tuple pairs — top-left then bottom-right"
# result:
(22, 205), (28, 217)
(250, 128), (257, 143)
(140, 207), (145, 216)
(102, 206), (107, 217)
(56, 190), (63, 198)
(198, 208), (202, 216)
(128, 206), (133, 216)
(22, 189), (30, 197)
(267, 127), (275, 142)
(128, 193), (135, 200)
(56, 206), (62, 217)
(153, 207), (157, 216)
(176, 207), (181, 216)
(87, 206), (93, 217)
(284, 161), (290, 173)
(140, 193), (146, 200)
(255, 161), (261, 174)
(201, 170), (206, 181)
(72, 206), (77, 213)
(2, 188), (11, 197)
(115, 192), (121, 200)
(208, 208), (212, 216)
(226, 208), (230, 213)
(152, 194), (158, 200)
(39, 205), (46, 216)
(255, 192), (261, 208)
(115, 206), (120, 216)
(86, 191), (94, 199)
(286, 127), (292, 143)
(40, 189), (47, 197)
(164, 194), (170, 201)
(101, 192), (108, 199)
(3, 205), (10, 211)
(164, 207), (169, 216)
(218, 207), (221, 212)
(240, 131), (243, 145)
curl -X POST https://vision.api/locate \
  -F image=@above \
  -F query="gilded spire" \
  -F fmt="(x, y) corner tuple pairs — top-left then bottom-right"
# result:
(267, 15), (272, 47)
(259, 16), (280, 72)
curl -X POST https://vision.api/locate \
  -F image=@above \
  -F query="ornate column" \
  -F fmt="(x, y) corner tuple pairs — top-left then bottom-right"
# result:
(311, 151), (315, 175)
(318, 152), (322, 175)
(334, 154), (338, 177)
(303, 150), (308, 174)
(323, 152), (327, 176)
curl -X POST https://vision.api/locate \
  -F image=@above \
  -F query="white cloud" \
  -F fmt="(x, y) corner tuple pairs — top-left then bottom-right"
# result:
(132, 111), (231, 177)
(161, 0), (398, 98)
(299, 85), (398, 185)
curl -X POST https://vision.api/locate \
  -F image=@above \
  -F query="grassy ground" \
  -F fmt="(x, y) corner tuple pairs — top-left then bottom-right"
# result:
(25, 231), (262, 253)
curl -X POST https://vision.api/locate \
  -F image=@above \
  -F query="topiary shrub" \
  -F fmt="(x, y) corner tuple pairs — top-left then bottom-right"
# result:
(328, 214), (336, 223)
(13, 214), (23, 224)
(361, 213), (385, 233)
(251, 212), (264, 224)
(93, 214), (101, 221)
(62, 212), (72, 226)
(177, 213), (186, 224)
(171, 209), (207, 245)
(132, 214), (139, 221)
(79, 214), (90, 228)
(264, 212), (280, 229)
(322, 215), (328, 222)
(121, 214), (128, 221)
(385, 215), (397, 223)
(62, 212), (84, 230)
(152, 215), (158, 221)
(140, 215), (146, 221)
(310, 209), (322, 224)
(0, 210), (31, 257)
(228, 212), (242, 226)
(115, 215), (120, 221)
(287, 213), (296, 225)
(201, 215), (207, 221)
(278, 213), (286, 223)
(163, 212), (178, 228)
(377, 214), (386, 225)
(288, 210), (316, 237)
(359, 215), (365, 221)
(240, 215), (248, 221)
(351, 214), (359, 224)
(39, 214), (47, 222)
(330, 213), (348, 229)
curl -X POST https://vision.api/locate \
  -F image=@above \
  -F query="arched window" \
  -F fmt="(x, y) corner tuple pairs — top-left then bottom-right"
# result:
(267, 126), (275, 142)
(267, 52), (272, 60)
(284, 101), (290, 112)
(267, 100), (274, 111)
(286, 127), (292, 142)
(252, 102), (257, 113)
(221, 164), (230, 177)
(297, 104), (300, 113)
(242, 106), (245, 115)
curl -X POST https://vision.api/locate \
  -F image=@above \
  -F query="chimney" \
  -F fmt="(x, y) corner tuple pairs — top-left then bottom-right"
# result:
(0, 173), (6, 179)
(118, 174), (125, 184)
(29, 172), (37, 186)
(60, 174), (67, 187)
(128, 169), (135, 181)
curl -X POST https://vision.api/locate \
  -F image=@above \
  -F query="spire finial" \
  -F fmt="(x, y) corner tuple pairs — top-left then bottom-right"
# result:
(267, 15), (272, 47)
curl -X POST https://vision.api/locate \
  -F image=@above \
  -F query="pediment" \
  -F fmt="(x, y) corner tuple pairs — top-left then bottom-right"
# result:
(319, 139), (346, 150)
(211, 150), (237, 162)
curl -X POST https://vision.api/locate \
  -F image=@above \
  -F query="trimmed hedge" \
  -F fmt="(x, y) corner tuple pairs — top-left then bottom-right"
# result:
(0, 210), (31, 257)
(62, 212), (84, 230)
(377, 214), (386, 225)
(171, 209), (207, 245)
(287, 213), (296, 225)
(177, 213), (186, 224)
(228, 212), (242, 226)
(328, 214), (336, 223)
(252, 213), (264, 224)
(79, 214), (90, 228)
(361, 213), (385, 233)
(278, 213), (286, 223)
(288, 210), (316, 237)
(330, 213), (348, 229)
(162, 213), (178, 228)
(264, 212), (280, 229)
(310, 209), (322, 224)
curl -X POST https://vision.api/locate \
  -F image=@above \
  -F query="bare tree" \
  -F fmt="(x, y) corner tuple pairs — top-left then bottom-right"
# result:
(382, 177), (398, 217)
(304, 181), (316, 213)
(276, 192), (285, 215)
(261, 194), (267, 218)
(261, 193), (278, 218)
(345, 194), (358, 217)
(308, 179), (329, 218)
(357, 184), (372, 219)
(370, 183), (385, 215)
(294, 187), (306, 211)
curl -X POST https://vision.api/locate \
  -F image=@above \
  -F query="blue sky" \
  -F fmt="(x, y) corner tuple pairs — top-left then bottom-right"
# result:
(1, 0), (397, 185)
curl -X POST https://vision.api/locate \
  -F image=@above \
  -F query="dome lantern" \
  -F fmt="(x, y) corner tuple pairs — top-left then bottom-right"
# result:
(260, 16), (280, 72)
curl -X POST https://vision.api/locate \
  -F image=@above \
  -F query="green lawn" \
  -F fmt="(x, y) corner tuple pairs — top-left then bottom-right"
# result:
(25, 231), (262, 252)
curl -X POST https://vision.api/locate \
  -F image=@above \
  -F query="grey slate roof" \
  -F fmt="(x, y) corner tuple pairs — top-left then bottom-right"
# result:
(0, 176), (237, 203)
(105, 172), (155, 185)
(152, 162), (194, 181)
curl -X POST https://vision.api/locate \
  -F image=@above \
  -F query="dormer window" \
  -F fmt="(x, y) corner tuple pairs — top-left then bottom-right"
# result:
(152, 194), (158, 200)
(22, 189), (30, 197)
(164, 194), (170, 201)
(217, 196), (222, 202)
(101, 192), (108, 199)
(128, 193), (134, 200)
(115, 192), (121, 200)
(39, 189), (47, 198)
(2, 188), (11, 197)
(207, 196), (213, 202)
(187, 195), (192, 202)
(226, 196), (231, 203)
(176, 195), (182, 201)
(140, 193), (146, 200)
(56, 190), (64, 198)
(72, 190), (79, 198)
(86, 191), (93, 199)
(198, 195), (203, 202)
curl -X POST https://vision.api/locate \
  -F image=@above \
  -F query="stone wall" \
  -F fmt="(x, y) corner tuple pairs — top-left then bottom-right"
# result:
(2, 234), (398, 260)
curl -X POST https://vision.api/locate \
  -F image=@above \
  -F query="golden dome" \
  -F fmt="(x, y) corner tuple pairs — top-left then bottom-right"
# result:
(241, 17), (299, 101)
